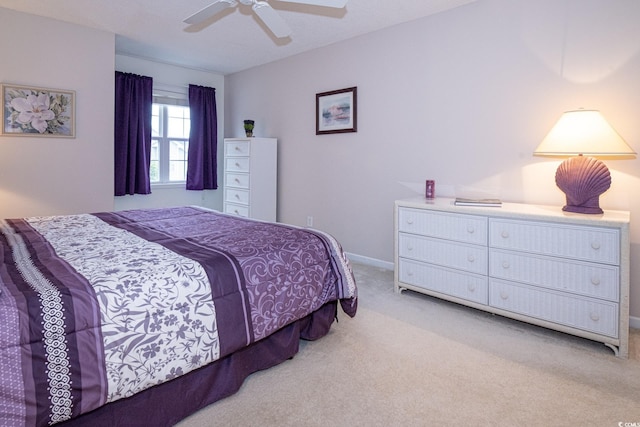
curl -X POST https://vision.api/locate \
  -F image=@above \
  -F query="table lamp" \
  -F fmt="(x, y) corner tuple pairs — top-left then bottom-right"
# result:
(534, 109), (636, 214)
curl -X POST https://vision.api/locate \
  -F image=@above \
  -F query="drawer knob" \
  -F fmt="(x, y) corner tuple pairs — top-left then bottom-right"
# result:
(500, 290), (509, 300)
(406, 245), (414, 252)
(235, 162), (241, 167)
(501, 230), (509, 239)
(591, 277), (601, 286)
(407, 271), (414, 277)
(235, 146), (241, 151)
(467, 225), (475, 234)
(502, 261), (510, 269)
(235, 178), (241, 183)
(467, 283), (476, 292)
(590, 312), (600, 322)
(406, 218), (414, 225)
(235, 194), (241, 199)
(591, 242), (601, 250)
(467, 254), (475, 263)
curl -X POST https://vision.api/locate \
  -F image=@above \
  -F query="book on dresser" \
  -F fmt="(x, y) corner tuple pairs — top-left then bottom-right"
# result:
(454, 197), (502, 207)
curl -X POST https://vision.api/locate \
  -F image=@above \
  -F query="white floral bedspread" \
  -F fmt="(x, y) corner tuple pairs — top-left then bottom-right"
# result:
(27, 214), (219, 401)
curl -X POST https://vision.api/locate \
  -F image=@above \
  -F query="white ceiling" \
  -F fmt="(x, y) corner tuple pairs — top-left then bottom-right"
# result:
(0, 0), (476, 75)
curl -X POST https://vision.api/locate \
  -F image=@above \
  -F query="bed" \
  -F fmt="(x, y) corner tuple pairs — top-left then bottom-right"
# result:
(0, 206), (357, 426)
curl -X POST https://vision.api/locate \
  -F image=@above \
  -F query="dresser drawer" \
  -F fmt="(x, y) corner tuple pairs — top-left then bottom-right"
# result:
(399, 258), (488, 304)
(224, 203), (249, 218)
(489, 279), (618, 338)
(489, 249), (619, 301)
(225, 157), (250, 173)
(225, 140), (250, 157)
(398, 207), (486, 245)
(399, 233), (487, 275)
(225, 188), (249, 205)
(225, 173), (250, 189)
(489, 219), (619, 265)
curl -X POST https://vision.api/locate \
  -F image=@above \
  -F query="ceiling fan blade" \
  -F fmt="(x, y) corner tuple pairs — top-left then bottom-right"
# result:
(253, 2), (292, 38)
(275, 0), (348, 7)
(184, 0), (238, 25)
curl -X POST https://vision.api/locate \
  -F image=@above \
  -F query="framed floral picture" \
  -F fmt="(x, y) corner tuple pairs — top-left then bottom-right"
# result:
(316, 86), (357, 135)
(1, 84), (75, 137)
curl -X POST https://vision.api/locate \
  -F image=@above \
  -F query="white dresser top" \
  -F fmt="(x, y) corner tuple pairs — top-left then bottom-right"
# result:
(396, 197), (630, 228)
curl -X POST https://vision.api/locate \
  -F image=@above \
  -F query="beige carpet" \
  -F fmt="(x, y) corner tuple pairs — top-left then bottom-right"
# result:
(177, 263), (640, 426)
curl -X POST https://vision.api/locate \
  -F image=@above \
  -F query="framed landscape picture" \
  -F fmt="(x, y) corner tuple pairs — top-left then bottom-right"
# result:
(316, 86), (357, 135)
(1, 84), (75, 137)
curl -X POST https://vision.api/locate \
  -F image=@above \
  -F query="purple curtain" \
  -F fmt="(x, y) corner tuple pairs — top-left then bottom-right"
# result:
(114, 71), (153, 196)
(187, 84), (218, 190)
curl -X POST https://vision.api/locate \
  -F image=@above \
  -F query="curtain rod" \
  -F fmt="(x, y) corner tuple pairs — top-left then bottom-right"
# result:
(153, 82), (188, 95)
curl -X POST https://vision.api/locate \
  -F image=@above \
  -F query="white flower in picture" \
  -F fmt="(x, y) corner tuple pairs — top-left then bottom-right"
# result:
(2, 85), (75, 137)
(11, 93), (56, 133)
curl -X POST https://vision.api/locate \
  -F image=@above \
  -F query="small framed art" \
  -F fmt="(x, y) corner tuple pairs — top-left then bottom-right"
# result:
(316, 86), (357, 135)
(1, 83), (75, 137)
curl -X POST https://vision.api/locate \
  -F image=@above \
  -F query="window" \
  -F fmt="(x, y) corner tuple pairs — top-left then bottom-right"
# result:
(151, 103), (190, 184)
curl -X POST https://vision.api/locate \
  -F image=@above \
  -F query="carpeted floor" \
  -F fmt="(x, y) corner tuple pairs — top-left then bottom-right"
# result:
(176, 262), (640, 426)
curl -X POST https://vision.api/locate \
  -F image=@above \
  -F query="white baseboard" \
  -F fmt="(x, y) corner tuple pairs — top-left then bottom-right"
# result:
(630, 316), (640, 330)
(346, 252), (393, 270)
(346, 252), (640, 331)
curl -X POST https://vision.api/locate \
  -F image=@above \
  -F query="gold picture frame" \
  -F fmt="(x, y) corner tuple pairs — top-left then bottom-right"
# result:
(1, 83), (75, 137)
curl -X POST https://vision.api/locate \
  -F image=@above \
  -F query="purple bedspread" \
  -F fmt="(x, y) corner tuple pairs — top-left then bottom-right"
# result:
(0, 207), (357, 427)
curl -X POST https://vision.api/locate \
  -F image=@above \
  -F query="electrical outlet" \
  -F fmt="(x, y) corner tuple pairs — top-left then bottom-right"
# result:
(306, 216), (313, 227)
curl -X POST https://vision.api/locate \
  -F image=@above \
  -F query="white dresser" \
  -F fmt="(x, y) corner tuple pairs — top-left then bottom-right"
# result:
(394, 197), (630, 357)
(223, 138), (277, 222)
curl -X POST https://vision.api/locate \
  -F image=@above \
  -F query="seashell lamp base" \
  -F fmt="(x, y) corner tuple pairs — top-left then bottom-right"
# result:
(555, 155), (611, 214)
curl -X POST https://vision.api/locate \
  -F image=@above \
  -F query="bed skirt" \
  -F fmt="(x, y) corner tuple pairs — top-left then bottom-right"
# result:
(58, 301), (339, 426)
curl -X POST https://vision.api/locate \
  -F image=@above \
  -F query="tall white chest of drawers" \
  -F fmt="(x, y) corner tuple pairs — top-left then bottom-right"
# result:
(223, 138), (277, 222)
(394, 197), (631, 357)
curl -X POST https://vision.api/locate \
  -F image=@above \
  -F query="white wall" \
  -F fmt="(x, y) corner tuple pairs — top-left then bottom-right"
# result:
(114, 56), (225, 212)
(0, 8), (115, 217)
(225, 0), (640, 318)
(0, 11), (225, 216)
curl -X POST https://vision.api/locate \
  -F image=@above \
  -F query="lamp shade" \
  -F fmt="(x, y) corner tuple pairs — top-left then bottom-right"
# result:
(534, 110), (636, 156)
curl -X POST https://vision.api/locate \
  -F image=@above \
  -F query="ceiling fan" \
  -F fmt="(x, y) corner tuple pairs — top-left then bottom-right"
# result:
(183, 0), (348, 39)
